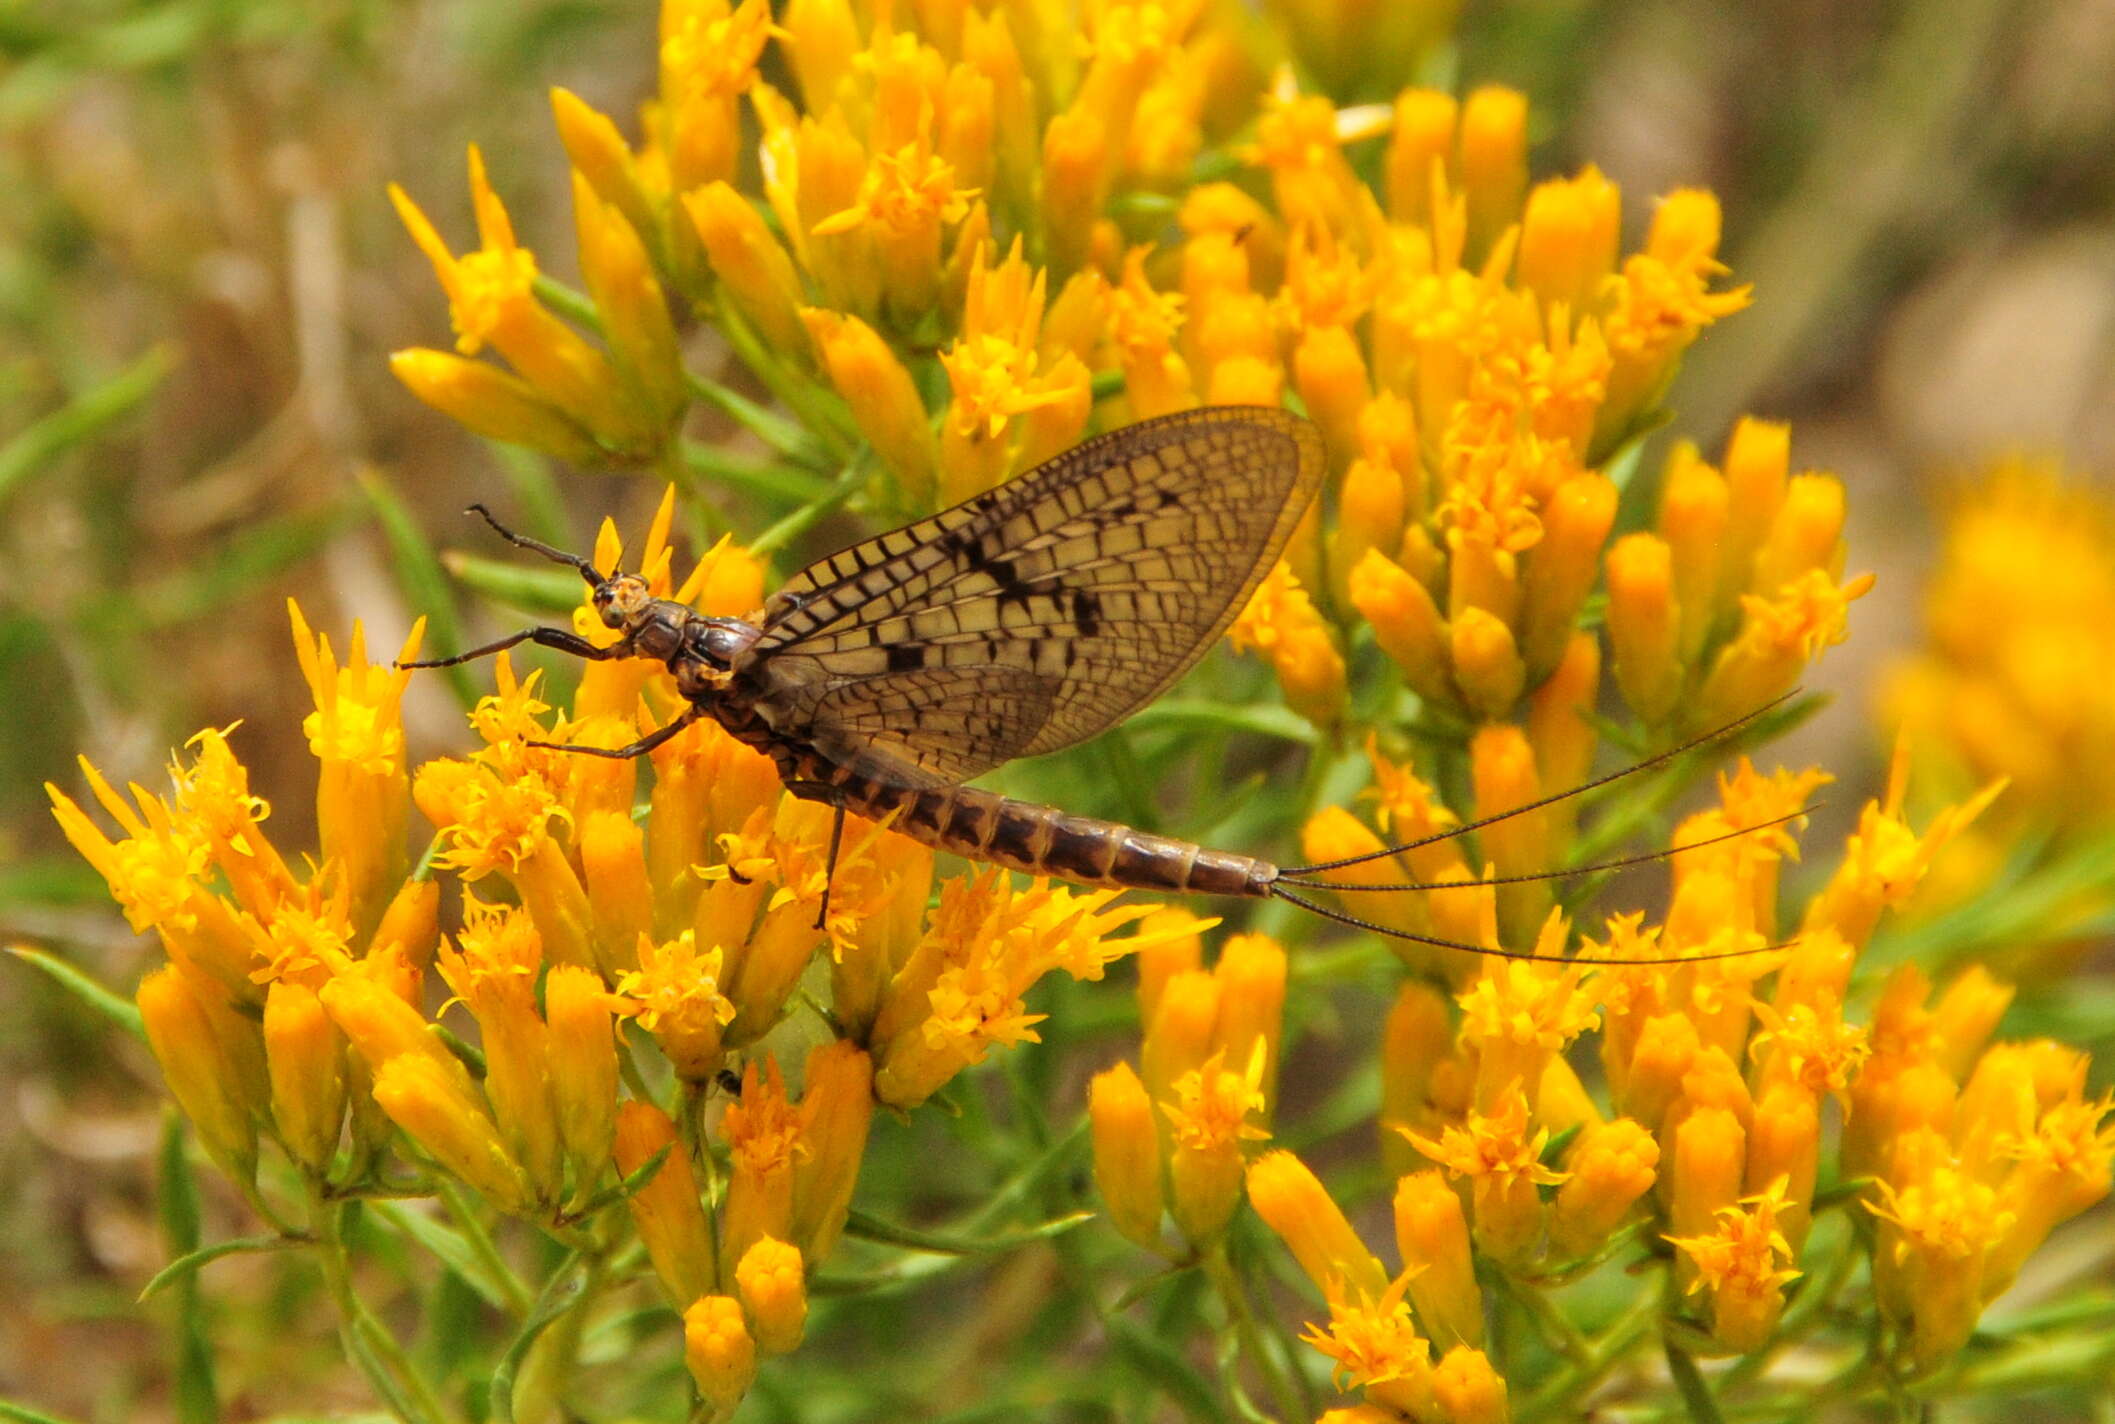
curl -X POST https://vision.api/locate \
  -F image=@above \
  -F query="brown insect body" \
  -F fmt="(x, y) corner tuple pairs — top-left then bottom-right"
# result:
(410, 408), (1791, 965)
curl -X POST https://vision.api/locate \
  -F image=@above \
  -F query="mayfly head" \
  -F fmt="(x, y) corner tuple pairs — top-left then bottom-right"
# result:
(591, 573), (655, 631)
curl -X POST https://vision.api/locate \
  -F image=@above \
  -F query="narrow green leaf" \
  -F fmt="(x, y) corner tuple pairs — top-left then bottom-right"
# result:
(683, 439), (832, 506)
(490, 1254), (587, 1424)
(842, 1207), (1095, 1256)
(367, 1201), (516, 1311)
(0, 1399), (84, 1424)
(568, 1142), (671, 1218)
(138, 1233), (305, 1301)
(0, 344), (175, 509)
(687, 372), (833, 469)
(1124, 699), (1319, 746)
(359, 468), (474, 708)
(6, 945), (144, 1039)
(487, 443), (574, 547)
(1663, 1339), (1726, 1424)
(0, 858), (111, 911)
(444, 551), (583, 618)
(156, 1112), (219, 1424)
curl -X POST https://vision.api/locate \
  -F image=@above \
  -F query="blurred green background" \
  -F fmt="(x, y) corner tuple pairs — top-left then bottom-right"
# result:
(5, 0), (2114, 1417)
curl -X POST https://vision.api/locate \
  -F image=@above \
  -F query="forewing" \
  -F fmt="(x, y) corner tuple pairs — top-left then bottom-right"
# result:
(743, 407), (1324, 784)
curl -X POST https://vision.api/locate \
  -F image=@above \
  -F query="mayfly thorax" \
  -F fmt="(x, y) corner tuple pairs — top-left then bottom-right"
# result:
(402, 407), (1800, 966)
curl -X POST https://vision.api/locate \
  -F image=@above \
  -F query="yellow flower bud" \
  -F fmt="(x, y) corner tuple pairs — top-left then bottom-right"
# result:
(1141, 968), (1221, 1111)
(545, 966), (618, 1204)
(1718, 416), (1790, 604)
(789, 1039), (874, 1263)
(1386, 89), (1456, 227)
(1520, 473), (1616, 677)
(615, 1100), (717, 1308)
(722, 1058), (804, 1269)
(1696, 570), (1875, 729)
(1746, 1082), (1820, 1252)
(1929, 966), (2014, 1081)
(368, 876), (440, 971)
(1656, 442), (1729, 660)
(1450, 606), (1526, 720)
(1605, 533), (1682, 725)
(1040, 108), (1107, 277)
(734, 1237), (807, 1356)
(801, 307), (938, 506)
(1433, 1345), (1509, 1424)
(263, 980), (345, 1175)
(1294, 324), (1371, 470)
(1350, 548), (1455, 708)
(372, 1055), (535, 1216)
(1517, 167), (1620, 316)
(683, 1294), (756, 1411)
(1526, 634), (1599, 823)
(1332, 455), (1406, 611)
(549, 88), (652, 239)
(1212, 934), (1288, 1119)
(1394, 1170), (1482, 1349)
(580, 810), (653, 970)
(1090, 1061), (1166, 1250)
(1550, 1117), (1658, 1260)
(1615, 1010), (1700, 1139)
(571, 172), (686, 436)
(1382, 981), (1456, 1177)
(1246, 1150), (1389, 1301)
(388, 350), (601, 464)
(1752, 473), (1848, 592)
(1459, 86), (1528, 265)
(319, 969), (458, 1084)
(1133, 906), (1207, 1031)
(1297, 808), (1433, 959)
(1667, 1106), (1745, 1289)
(684, 182), (810, 358)
(1471, 725), (1551, 937)
(139, 965), (263, 1184)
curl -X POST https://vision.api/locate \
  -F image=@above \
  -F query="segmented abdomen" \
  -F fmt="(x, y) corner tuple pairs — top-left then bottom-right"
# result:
(786, 749), (1276, 898)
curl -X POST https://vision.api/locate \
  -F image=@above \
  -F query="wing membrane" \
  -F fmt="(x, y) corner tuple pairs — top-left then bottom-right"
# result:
(743, 406), (1324, 785)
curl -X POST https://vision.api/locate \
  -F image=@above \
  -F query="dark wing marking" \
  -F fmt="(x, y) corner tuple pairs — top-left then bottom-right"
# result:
(739, 407), (1324, 785)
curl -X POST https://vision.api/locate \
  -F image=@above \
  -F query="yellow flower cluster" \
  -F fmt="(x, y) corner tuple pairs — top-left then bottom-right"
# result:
(1089, 917), (1287, 1250)
(1885, 458), (2115, 909)
(50, 496), (1180, 1418)
(1204, 743), (2111, 1417)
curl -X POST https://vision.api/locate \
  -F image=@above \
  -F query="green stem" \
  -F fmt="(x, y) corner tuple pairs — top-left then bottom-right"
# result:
(309, 1193), (453, 1424)
(436, 1178), (533, 1315)
(1504, 1275), (1594, 1368)
(1518, 1291), (1660, 1422)
(749, 452), (873, 558)
(1204, 1243), (1306, 1424)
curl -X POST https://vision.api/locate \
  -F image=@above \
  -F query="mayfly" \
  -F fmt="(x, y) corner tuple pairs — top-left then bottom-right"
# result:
(404, 407), (1789, 965)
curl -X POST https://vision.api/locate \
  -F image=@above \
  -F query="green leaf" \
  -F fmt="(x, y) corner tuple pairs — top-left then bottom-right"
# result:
(0, 344), (175, 510)
(6, 945), (143, 1039)
(359, 468), (474, 708)
(490, 1254), (587, 1424)
(567, 1142), (671, 1218)
(0, 1400), (85, 1424)
(367, 1200), (517, 1311)
(0, 858), (111, 911)
(684, 439), (832, 506)
(444, 551), (583, 619)
(156, 1112), (219, 1424)
(138, 1233), (305, 1301)
(1123, 699), (1319, 746)
(841, 1207), (1095, 1256)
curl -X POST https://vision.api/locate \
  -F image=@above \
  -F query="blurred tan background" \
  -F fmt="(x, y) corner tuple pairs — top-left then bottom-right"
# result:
(4, 0), (2114, 1415)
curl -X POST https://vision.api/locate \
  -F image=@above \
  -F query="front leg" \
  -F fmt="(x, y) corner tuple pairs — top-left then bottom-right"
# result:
(526, 707), (700, 759)
(399, 626), (619, 670)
